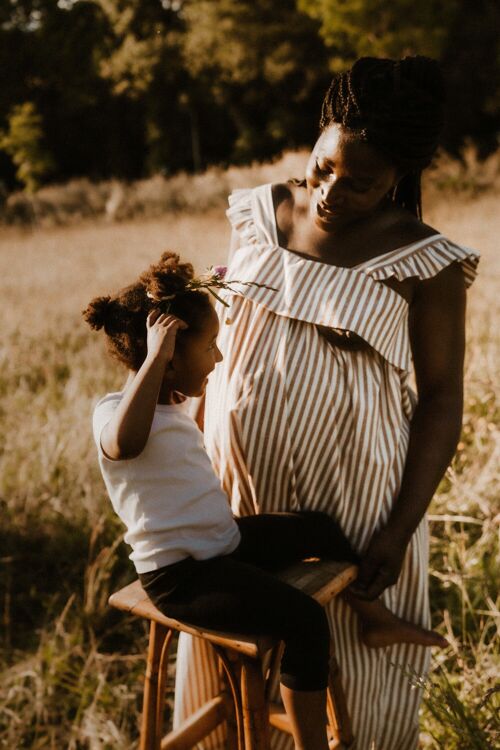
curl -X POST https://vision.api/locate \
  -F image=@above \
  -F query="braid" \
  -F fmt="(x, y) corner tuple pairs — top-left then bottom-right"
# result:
(83, 252), (212, 370)
(320, 56), (445, 218)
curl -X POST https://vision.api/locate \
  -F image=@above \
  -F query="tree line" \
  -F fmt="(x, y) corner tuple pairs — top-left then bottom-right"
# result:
(0, 0), (498, 192)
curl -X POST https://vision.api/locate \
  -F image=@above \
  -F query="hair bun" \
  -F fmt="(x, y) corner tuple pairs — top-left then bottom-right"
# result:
(399, 56), (444, 102)
(82, 296), (114, 330)
(141, 251), (195, 303)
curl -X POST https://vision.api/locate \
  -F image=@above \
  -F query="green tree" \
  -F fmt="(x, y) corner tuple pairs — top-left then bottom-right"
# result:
(181, 0), (331, 162)
(297, 0), (459, 65)
(92, 0), (168, 97)
(89, 0), (198, 174)
(297, 0), (500, 156)
(439, 0), (500, 157)
(0, 102), (54, 192)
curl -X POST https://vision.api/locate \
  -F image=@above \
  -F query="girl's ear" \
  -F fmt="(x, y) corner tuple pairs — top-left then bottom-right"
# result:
(167, 348), (183, 378)
(163, 358), (177, 381)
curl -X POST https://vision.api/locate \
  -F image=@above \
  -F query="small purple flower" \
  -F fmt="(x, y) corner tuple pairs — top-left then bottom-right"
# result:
(213, 265), (227, 279)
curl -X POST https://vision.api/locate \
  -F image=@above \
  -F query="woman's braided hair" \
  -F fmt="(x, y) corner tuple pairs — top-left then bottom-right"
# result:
(82, 252), (212, 370)
(320, 56), (445, 218)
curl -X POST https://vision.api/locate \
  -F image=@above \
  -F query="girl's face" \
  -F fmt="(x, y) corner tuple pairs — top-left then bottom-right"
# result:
(169, 305), (223, 397)
(306, 123), (398, 229)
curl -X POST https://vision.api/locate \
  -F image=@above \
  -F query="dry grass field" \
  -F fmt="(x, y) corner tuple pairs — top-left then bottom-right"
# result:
(0, 167), (498, 748)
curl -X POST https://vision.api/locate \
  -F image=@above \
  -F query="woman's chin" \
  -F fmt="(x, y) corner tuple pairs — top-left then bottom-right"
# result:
(313, 210), (346, 230)
(312, 201), (351, 230)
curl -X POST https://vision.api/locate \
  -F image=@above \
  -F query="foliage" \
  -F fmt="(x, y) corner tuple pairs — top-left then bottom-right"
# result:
(1, 0), (497, 190)
(180, 0), (330, 161)
(298, 0), (500, 157)
(297, 0), (458, 62)
(0, 102), (54, 192)
(0, 150), (310, 226)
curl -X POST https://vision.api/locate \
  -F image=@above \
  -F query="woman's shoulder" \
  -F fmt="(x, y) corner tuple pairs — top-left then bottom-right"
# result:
(368, 206), (479, 290)
(381, 204), (440, 246)
(271, 181), (307, 246)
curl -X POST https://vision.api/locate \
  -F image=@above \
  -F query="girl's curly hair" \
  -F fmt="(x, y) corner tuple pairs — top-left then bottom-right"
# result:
(83, 252), (213, 370)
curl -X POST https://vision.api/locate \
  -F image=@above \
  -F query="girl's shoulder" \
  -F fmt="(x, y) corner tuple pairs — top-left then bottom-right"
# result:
(94, 391), (123, 413)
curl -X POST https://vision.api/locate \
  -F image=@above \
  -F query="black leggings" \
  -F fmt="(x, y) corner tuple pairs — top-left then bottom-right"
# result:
(139, 511), (358, 691)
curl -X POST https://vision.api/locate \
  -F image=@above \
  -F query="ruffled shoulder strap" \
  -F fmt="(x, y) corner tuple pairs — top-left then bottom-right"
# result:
(226, 184), (277, 248)
(225, 243), (412, 371)
(361, 235), (480, 288)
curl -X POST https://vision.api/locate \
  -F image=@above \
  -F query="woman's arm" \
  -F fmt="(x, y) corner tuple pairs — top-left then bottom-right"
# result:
(352, 262), (467, 600)
(101, 312), (186, 460)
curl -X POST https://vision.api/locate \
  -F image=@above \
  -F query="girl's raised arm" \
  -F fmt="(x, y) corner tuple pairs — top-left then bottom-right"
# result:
(100, 312), (186, 460)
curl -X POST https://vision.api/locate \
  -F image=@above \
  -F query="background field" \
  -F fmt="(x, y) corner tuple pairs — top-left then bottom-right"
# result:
(0, 164), (498, 747)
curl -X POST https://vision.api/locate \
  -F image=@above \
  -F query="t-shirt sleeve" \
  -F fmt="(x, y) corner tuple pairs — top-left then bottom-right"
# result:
(92, 398), (119, 457)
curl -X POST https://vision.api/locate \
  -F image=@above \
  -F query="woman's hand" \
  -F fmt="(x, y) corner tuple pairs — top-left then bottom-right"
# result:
(350, 527), (409, 600)
(146, 310), (187, 363)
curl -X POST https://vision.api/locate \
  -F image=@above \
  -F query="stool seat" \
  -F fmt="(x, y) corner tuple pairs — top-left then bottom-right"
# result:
(109, 558), (357, 749)
(109, 577), (274, 658)
(109, 559), (356, 659)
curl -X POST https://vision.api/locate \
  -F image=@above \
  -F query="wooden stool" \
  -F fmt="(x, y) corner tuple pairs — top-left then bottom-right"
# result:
(109, 558), (357, 750)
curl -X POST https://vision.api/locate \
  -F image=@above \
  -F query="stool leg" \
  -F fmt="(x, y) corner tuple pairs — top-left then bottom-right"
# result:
(141, 621), (171, 750)
(212, 645), (245, 750)
(240, 656), (270, 750)
(326, 654), (354, 748)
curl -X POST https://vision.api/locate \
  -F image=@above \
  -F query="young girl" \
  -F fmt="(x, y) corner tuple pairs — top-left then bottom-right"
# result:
(84, 252), (446, 750)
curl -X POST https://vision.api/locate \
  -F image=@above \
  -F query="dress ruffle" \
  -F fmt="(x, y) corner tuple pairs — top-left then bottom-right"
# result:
(225, 186), (480, 372)
(225, 244), (411, 371)
(226, 188), (258, 246)
(362, 236), (480, 288)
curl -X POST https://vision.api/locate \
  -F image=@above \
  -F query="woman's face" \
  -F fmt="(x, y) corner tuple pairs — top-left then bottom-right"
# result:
(306, 124), (398, 230)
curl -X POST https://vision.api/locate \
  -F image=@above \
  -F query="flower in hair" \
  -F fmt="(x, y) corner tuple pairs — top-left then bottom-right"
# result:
(148, 265), (277, 312)
(213, 265), (227, 279)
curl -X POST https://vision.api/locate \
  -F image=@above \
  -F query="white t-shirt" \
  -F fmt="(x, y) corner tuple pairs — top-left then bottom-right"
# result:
(92, 392), (241, 573)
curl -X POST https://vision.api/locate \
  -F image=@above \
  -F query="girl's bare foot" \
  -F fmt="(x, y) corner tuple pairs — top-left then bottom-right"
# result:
(360, 609), (448, 649)
(342, 590), (448, 649)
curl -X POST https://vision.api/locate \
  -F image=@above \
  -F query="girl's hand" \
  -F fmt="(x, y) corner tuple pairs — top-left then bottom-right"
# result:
(146, 310), (187, 364)
(349, 527), (409, 600)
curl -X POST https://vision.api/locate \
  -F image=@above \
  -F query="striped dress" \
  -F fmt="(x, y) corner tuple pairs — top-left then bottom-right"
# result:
(174, 184), (479, 750)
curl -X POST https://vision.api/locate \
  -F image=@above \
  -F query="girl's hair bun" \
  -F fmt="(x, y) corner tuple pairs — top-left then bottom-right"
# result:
(84, 251), (213, 370)
(141, 251), (195, 303)
(82, 296), (114, 330)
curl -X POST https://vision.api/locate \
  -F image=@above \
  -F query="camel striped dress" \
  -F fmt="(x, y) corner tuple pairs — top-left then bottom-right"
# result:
(174, 184), (479, 750)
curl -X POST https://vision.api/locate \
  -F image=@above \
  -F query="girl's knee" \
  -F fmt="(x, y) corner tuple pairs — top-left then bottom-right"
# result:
(298, 598), (330, 645)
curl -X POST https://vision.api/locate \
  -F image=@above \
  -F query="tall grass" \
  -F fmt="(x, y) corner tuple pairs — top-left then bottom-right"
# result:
(2, 146), (498, 229)
(0, 163), (498, 748)
(0, 151), (310, 227)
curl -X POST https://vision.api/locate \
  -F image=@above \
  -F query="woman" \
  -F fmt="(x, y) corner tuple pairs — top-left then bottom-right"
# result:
(175, 56), (479, 749)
